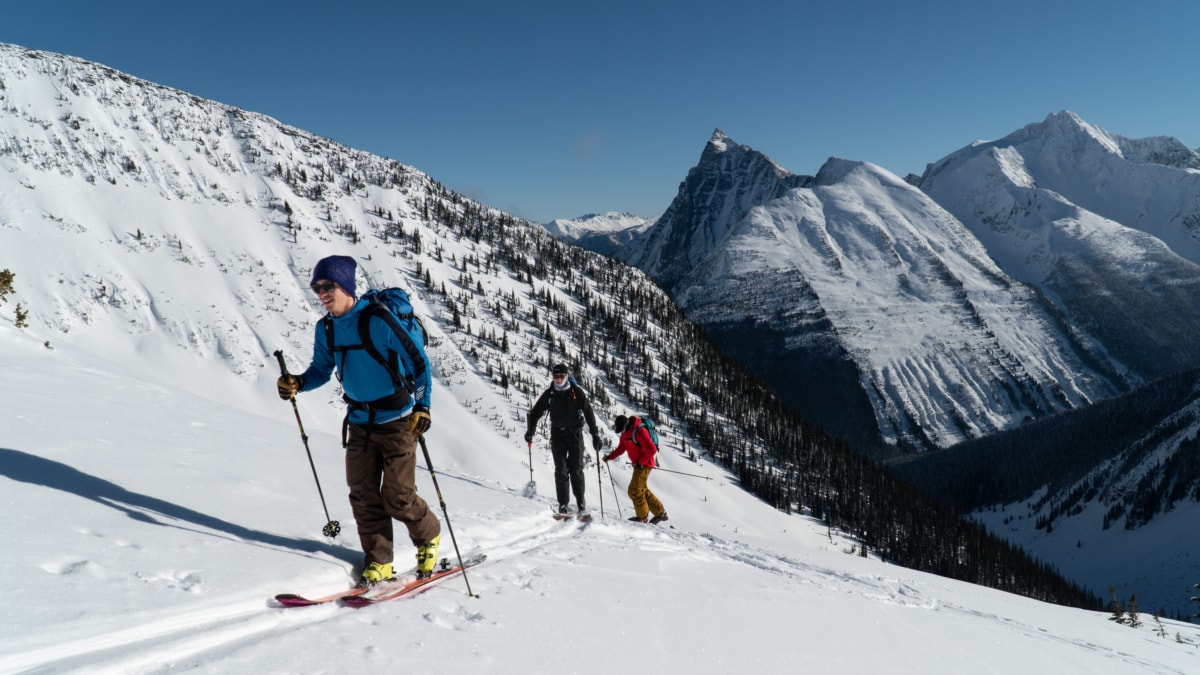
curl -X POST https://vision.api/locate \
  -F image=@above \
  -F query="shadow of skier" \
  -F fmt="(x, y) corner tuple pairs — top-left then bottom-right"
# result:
(0, 447), (357, 565)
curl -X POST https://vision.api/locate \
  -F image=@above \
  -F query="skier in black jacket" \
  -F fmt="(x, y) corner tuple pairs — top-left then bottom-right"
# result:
(525, 363), (602, 515)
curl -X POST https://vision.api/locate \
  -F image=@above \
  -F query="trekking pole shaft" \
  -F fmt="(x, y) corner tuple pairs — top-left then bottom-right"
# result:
(291, 399), (333, 522)
(625, 462), (710, 480)
(595, 449), (605, 519)
(418, 435), (478, 598)
(274, 350), (339, 536)
(607, 462), (623, 517)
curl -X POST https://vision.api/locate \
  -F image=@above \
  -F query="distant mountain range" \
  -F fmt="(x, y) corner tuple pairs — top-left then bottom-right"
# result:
(560, 117), (1200, 455)
(542, 212), (655, 257)
(551, 115), (1200, 618)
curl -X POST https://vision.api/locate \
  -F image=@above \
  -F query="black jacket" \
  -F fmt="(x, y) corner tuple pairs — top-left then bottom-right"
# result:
(527, 383), (599, 437)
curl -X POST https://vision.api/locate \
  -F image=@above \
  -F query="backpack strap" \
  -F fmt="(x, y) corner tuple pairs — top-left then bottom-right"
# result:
(322, 316), (347, 384)
(359, 297), (428, 397)
(321, 299), (427, 400)
(571, 384), (588, 413)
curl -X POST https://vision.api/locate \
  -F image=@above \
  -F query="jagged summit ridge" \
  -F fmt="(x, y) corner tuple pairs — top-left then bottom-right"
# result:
(625, 132), (810, 293)
(919, 109), (1200, 381)
(619, 132), (1123, 452)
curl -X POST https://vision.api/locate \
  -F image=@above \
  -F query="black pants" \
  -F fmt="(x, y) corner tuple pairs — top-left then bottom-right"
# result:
(550, 426), (586, 509)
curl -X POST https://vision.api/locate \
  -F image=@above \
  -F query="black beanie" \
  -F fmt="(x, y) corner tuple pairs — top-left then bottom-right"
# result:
(614, 415), (628, 432)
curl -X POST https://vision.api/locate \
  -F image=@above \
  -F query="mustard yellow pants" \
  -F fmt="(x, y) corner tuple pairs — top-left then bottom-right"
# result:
(628, 466), (665, 520)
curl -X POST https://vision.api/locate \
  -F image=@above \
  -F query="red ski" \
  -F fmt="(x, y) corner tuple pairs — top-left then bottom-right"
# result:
(342, 554), (486, 607)
(274, 554), (484, 608)
(274, 584), (370, 608)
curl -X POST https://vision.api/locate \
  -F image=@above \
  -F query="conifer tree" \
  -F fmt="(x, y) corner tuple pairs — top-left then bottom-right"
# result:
(0, 268), (13, 303)
(1108, 586), (1127, 624)
(1127, 593), (1142, 628)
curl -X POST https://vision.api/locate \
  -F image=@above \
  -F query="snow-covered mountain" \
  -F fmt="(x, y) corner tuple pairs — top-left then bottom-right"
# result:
(890, 368), (1200, 619)
(908, 113), (1200, 617)
(542, 211), (653, 242)
(998, 375), (1200, 619)
(592, 116), (1200, 617)
(918, 111), (1200, 381)
(616, 131), (1131, 455)
(3, 42), (1200, 672)
(541, 211), (654, 257)
(4, 41), (1200, 668)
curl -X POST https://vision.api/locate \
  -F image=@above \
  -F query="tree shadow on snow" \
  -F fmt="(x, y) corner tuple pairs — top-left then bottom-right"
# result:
(0, 447), (358, 565)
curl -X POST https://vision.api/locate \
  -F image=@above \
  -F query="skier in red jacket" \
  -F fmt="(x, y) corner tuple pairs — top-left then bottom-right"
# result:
(605, 414), (668, 524)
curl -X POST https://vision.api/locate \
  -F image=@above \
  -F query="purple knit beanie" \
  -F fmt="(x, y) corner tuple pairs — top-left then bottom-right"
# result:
(311, 255), (357, 297)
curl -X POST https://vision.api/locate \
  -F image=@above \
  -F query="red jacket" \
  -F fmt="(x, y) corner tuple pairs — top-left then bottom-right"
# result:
(607, 416), (658, 468)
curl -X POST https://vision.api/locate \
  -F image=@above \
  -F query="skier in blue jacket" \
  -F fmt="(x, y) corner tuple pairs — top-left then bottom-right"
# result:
(276, 255), (440, 585)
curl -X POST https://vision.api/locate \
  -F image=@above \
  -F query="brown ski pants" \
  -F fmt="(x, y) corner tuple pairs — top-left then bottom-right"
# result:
(344, 418), (440, 567)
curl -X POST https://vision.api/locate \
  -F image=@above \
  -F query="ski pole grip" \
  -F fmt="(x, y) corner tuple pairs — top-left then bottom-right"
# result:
(273, 349), (290, 376)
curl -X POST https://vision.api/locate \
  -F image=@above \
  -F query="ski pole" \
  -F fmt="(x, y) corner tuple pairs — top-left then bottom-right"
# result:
(632, 464), (711, 481)
(273, 350), (340, 539)
(607, 460), (623, 518)
(526, 442), (536, 493)
(418, 435), (478, 598)
(595, 448), (605, 519)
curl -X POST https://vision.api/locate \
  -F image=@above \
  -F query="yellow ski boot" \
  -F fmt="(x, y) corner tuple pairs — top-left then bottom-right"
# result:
(359, 561), (394, 587)
(415, 535), (441, 578)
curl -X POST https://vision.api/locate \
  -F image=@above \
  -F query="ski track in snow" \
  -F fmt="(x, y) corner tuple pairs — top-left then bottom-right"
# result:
(0, 510), (930, 673)
(0, 513), (604, 673)
(3, 488), (1194, 674)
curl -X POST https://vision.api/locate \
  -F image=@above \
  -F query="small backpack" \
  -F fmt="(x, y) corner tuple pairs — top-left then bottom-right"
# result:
(323, 287), (428, 396)
(631, 417), (659, 448)
(544, 377), (588, 420)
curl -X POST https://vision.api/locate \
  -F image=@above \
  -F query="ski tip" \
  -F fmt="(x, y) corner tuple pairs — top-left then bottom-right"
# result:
(274, 594), (318, 607)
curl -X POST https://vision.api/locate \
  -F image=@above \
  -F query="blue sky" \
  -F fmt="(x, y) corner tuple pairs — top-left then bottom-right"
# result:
(4, 1), (1198, 223)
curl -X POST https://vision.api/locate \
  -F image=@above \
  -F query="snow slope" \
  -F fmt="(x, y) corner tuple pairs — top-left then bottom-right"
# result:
(2, 304), (1198, 674)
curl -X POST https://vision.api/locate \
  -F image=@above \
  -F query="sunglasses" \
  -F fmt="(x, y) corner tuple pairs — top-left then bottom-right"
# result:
(310, 281), (338, 294)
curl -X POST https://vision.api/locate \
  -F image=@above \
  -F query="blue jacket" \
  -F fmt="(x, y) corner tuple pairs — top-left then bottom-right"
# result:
(299, 297), (431, 425)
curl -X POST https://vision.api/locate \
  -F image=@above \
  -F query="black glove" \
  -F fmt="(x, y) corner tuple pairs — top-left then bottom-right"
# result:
(524, 430), (534, 444)
(592, 434), (602, 452)
(409, 404), (431, 435)
(277, 374), (303, 400)
(603, 452), (615, 462)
